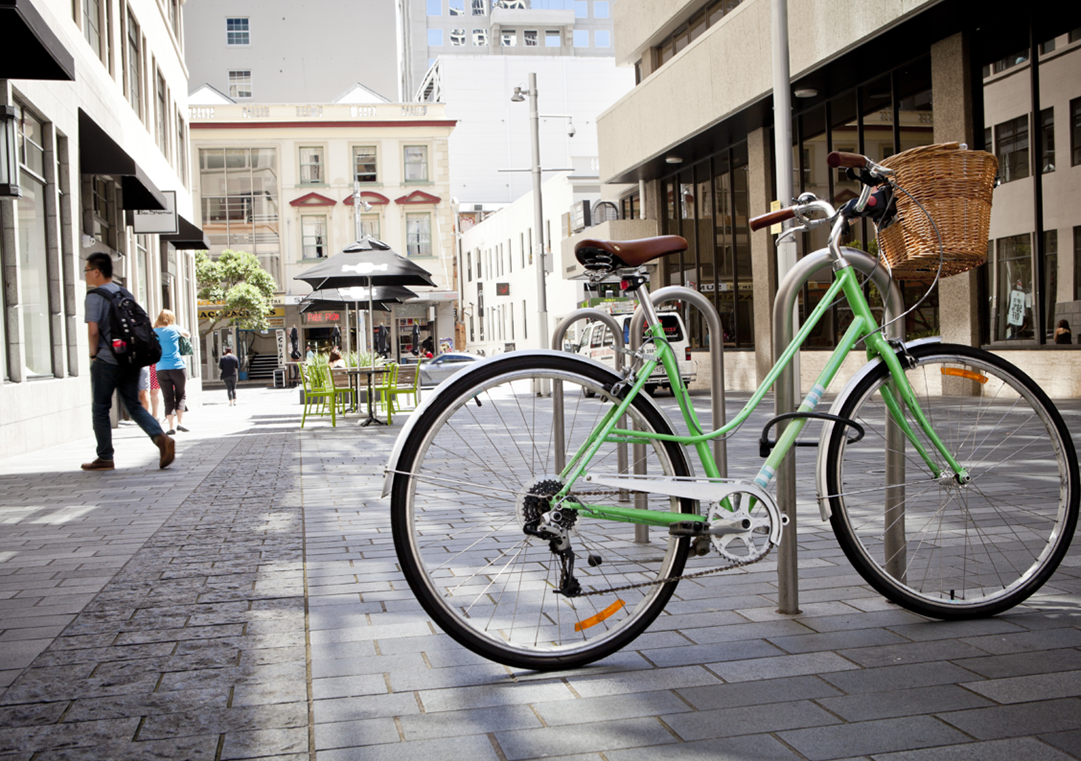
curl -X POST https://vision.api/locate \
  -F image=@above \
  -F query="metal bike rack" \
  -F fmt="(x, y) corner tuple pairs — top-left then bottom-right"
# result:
(773, 247), (905, 614)
(629, 287), (728, 543)
(551, 309), (628, 480)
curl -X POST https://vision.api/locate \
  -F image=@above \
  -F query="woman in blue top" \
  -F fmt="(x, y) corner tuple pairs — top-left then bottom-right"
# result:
(154, 310), (192, 435)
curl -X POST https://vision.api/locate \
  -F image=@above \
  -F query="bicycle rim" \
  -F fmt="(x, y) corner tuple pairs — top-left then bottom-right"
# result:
(827, 345), (1078, 618)
(391, 356), (693, 670)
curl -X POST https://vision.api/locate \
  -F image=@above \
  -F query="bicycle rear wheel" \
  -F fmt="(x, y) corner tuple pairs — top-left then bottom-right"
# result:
(825, 343), (1078, 618)
(390, 353), (694, 671)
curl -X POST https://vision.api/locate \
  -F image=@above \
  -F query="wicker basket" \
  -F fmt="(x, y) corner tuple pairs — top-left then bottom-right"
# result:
(875, 142), (998, 281)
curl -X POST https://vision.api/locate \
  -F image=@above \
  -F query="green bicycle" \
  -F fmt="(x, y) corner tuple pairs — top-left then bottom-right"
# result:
(385, 149), (1079, 671)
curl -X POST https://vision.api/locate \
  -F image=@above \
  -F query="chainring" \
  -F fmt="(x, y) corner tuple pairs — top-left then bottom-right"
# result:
(708, 490), (781, 563)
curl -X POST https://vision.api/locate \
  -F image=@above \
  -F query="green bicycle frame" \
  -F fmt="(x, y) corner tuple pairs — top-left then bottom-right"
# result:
(555, 263), (968, 525)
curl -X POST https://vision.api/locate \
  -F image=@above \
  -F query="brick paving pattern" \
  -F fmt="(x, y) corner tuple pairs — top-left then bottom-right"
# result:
(0, 386), (1078, 760)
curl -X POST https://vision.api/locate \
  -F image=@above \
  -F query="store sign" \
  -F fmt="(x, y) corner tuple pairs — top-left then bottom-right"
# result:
(304, 312), (340, 323)
(133, 190), (178, 234)
(276, 329), (287, 366)
(199, 305), (285, 328)
(496, 283), (510, 296)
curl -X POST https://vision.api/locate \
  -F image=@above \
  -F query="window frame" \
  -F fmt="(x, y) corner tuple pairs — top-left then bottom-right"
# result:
(226, 17), (250, 46)
(301, 214), (329, 260)
(403, 145), (430, 183)
(299, 146), (325, 185)
(228, 70), (253, 99)
(405, 212), (433, 257)
(353, 145), (379, 184)
(125, 8), (143, 119)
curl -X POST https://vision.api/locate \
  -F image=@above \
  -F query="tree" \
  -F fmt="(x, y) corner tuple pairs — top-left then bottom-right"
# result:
(195, 249), (278, 341)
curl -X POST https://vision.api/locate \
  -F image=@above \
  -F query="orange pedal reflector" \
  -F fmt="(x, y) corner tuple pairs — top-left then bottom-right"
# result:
(574, 599), (626, 632)
(941, 367), (988, 384)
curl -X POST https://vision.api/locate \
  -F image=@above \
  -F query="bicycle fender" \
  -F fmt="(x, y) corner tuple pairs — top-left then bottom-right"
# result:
(381, 350), (661, 499)
(814, 336), (941, 521)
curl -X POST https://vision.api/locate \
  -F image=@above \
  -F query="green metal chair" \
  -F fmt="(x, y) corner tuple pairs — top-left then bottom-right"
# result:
(300, 364), (337, 428)
(388, 363), (422, 412)
(373, 364), (397, 424)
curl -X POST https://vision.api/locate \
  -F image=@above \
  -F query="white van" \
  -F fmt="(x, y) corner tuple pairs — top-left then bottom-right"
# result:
(575, 311), (697, 395)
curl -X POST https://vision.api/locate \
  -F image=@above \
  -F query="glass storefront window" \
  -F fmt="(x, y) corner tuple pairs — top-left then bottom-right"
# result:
(995, 234), (1034, 341)
(16, 104), (52, 378)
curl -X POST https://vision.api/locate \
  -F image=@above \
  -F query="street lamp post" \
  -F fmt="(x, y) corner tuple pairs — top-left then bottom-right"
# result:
(515, 73), (550, 359)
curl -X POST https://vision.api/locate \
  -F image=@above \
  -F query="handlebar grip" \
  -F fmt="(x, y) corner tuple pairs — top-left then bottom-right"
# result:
(749, 207), (796, 232)
(827, 151), (869, 169)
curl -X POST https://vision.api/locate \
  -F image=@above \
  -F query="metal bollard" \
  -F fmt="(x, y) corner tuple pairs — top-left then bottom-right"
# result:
(629, 287), (728, 542)
(772, 247), (905, 615)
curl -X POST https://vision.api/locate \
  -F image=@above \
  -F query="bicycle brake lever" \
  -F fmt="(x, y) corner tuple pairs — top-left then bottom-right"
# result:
(776, 225), (807, 245)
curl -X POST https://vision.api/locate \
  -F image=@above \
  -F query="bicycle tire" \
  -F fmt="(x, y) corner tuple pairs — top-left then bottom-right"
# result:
(390, 353), (694, 670)
(825, 343), (1079, 618)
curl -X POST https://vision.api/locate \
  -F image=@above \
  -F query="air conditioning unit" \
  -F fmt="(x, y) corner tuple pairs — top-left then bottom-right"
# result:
(592, 201), (619, 224)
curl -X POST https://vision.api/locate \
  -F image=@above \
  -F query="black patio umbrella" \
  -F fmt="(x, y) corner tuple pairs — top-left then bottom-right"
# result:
(298, 285), (418, 314)
(295, 237), (435, 364)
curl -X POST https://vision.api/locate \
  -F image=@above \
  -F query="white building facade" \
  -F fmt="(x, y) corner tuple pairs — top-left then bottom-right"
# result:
(188, 101), (457, 370)
(1, 0), (202, 458)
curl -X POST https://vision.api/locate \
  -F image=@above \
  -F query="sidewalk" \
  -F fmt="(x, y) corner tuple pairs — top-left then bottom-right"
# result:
(0, 386), (1079, 760)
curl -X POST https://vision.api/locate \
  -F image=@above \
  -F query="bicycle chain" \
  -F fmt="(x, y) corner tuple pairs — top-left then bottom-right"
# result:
(550, 487), (778, 597)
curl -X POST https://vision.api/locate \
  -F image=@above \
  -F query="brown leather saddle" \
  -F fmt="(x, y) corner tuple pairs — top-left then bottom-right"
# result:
(574, 235), (688, 272)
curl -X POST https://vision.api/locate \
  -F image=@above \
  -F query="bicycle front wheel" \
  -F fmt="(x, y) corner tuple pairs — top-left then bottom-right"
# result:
(825, 343), (1079, 618)
(390, 354), (694, 671)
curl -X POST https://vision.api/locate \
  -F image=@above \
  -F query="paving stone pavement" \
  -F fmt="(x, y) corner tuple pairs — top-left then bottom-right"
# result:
(0, 384), (1079, 760)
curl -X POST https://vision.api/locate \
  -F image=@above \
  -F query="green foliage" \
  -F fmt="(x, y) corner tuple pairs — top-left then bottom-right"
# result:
(195, 249), (278, 338)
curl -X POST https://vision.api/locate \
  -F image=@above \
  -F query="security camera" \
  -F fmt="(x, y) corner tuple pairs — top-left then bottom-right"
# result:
(566, 121), (576, 138)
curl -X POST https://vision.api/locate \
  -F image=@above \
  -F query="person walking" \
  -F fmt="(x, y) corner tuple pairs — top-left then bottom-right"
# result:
(219, 346), (240, 405)
(149, 363), (162, 421)
(154, 310), (191, 435)
(82, 253), (174, 471)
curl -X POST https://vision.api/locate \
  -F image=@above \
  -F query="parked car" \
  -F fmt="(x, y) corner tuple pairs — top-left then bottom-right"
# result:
(575, 312), (697, 395)
(418, 352), (479, 386)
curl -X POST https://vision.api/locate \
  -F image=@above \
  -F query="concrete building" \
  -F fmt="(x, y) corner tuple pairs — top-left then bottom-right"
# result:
(1, 0), (203, 458)
(184, 1), (399, 104)
(458, 172), (603, 354)
(187, 100), (457, 372)
(418, 55), (633, 204)
(401, 0), (618, 102)
(572, 0), (1081, 396)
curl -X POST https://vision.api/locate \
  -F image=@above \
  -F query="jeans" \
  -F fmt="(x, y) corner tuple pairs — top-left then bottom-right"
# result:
(91, 358), (165, 460)
(157, 368), (187, 416)
(223, 376), (238, 400)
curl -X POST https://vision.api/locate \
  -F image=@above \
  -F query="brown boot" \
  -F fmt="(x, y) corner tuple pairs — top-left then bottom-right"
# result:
(81, 458), (115, 471)
(154, 434), (175, 469)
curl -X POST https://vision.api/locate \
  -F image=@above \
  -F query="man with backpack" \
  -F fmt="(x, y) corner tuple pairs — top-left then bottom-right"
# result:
(83, 252), (175, 471)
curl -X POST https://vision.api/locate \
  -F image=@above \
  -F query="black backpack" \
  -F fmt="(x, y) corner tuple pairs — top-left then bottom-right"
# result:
(91, 287), (163, 368)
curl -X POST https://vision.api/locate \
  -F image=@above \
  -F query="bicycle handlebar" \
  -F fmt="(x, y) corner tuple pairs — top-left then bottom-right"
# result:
(827, 151), (868, 169)
(749, 206), (796, 232)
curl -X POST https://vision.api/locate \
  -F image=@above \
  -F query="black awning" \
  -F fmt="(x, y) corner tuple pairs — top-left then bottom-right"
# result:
(162, 215), (210, 250)
(1, 0), (76, 81)
(78, 109), (167, 210)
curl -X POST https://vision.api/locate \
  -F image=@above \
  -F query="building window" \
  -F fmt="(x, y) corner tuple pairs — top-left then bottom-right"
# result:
(176, 114), (187, 185)
(301, 215), (328, 259)
(524, 30), (538, 47)
(299, 146), (323, 184)
(522, 300), (527, 339)
(229, 70), (252, 99)
(995, 115), (1029, 183)
(83, 0), (102, 58)
(90, 177), (116, 248)
(574, 0), (588, 17)
(15, 103), (53, 378)
(502, 29), (517, 47)
(427, 0), (441, 15)
(472, 0), (486, 15)
(467, 251), (472, 281)
(226, 17), (249, 45)
(1043, 231), (1058, 342)
(469, 314), (475, 341)
(155, 71), (169, 158)
(135, 234), (149, 305)
(545, 30), (561, 47)
(199, 148), (282, 284)
(496, 0), (526, 7)
(595, 30), (611, 47)
(428, 28), (443, 46)
(361, 215), (380, 238)
(406, 213), (432, 256)
(1071, 98), (1081, 166)
(450, 0), (465, 15)
(473, 29), (488, 46)
(126, 10), (142, 117)
(1075, 227), (1081, 300)
(993, 50), (1028, 74)
(1040, 108), (1054, 173)
(404, 146), (429, 182)
(450, 28), (466, 46)
(594, 1), (609, 17)
(994, 234), (1035, 341)
(573, 29), (588, 47)
(354, 146), (377, 183)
